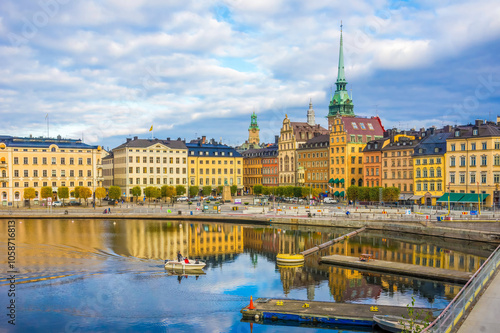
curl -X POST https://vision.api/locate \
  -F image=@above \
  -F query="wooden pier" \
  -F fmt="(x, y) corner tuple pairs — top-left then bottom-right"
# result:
(321, 255), (473, 283)
(241, 298), (435, 327)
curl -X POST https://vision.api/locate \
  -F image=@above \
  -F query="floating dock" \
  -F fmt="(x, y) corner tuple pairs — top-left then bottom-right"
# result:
(241, 298), (434, 326)
(321, 255), (472, 283)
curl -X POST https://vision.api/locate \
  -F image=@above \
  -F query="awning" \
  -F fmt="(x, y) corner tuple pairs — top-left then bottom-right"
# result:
(328, 178), (335, 183)
(399, 194), (413, 200)
(339, 178), (345, 183)
(333, 178), (339, 184)
(334, 191), (339, 196)
(436, 193), (464, 203)
(339, 191), (345, 197)
(409, 195), (423, 200)
(457, 193), (489, 203)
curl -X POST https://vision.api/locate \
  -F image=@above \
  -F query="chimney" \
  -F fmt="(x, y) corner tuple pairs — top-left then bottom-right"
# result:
(126, 138), (132, 143)
(275, 135), (279, 144)
(57, 135), (61, 140)
(497, 116), (500, 125)
(475, 119), (483, 126)
(167, 137), (170, 141)
(134, 136), (138, 140)
(202, 136), (206, 144)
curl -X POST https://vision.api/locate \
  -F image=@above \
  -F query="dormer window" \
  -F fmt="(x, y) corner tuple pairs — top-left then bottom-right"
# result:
(473, 128), (478, 136)
(455, 130), (460, 137)
(434, 147), (439, 153)
(419, 148), (423, 153)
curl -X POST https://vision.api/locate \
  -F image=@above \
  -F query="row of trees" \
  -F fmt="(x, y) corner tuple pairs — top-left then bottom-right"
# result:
(252, 185), (323, 198)
(23, 186), (109, 207)
(346, 186), (401, 203)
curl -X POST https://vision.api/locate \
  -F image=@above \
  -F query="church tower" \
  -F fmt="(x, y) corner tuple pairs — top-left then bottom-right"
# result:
(307, 99), (315, 126)
(248, 111), (260, 145)
(328, 23), (354, 124)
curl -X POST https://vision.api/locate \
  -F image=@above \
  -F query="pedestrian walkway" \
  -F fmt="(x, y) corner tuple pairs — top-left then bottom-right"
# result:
(457, 268), (500, 333)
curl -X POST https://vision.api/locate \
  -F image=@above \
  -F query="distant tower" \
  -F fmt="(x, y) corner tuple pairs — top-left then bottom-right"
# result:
(307, 98), (315, 126)
(328, 22), (354, 126)
(248, 111), (260, 145)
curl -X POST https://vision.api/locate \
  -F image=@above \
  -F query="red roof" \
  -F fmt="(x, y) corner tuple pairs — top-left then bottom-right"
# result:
(342, 116), (384, 137)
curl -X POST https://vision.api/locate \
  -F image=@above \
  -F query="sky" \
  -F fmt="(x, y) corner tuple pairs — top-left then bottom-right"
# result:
(1, 0), (500, 150)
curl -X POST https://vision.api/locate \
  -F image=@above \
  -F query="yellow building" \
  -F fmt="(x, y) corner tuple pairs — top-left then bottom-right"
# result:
(446, 121), (500, 207)
(413, 132), (451, 205)
(0, 135), (104, 205)
(187, 137), (243, 194)
(328, 115), (384, 198)
(110, 136), (187, 201)
(188, 223), (244, 257)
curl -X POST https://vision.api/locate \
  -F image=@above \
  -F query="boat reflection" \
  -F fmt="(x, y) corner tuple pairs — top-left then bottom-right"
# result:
(165, 268), (206, 284)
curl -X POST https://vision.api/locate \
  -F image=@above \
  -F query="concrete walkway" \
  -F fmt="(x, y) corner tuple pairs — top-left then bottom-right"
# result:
(457, 269), (500, 333)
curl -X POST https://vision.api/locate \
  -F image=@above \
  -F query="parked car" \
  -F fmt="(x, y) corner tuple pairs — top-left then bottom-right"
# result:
(323, 197), (338, 204)
(69, 200), (81, 206)
(53, 201), (62, 207)
(177, 196), (188, 202)
(191, 196), (201, 202)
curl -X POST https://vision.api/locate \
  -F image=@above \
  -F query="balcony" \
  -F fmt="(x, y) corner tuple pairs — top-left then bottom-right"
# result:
(96, 176), (104, 182)
(0, 162), (7, 168)
(0, 176), (8, 182)
(96, 163), (103, 169)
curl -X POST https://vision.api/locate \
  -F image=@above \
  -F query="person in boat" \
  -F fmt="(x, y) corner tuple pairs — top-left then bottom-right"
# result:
(195, 258), (199, 264)
(177, 251), (183, 262)
(184, 257), (189, 264)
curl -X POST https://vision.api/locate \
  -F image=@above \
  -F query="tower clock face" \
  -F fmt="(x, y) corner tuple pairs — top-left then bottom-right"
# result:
(252, 129), (256, 133)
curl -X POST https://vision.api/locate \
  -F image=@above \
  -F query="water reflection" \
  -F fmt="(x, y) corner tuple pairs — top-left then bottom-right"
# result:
(0, 219), (493, 332)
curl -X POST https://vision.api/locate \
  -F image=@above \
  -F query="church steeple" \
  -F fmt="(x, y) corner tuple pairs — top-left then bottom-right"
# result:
(248, 111), (260, 145)
(307, 98), (315, 126)
(328, 22), (354, 119)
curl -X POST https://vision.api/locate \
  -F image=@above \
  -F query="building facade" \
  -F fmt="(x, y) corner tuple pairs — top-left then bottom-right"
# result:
(261, 145), (279, 187)
(278, 111), (328, 186)
(362, 138), (388, 188)
(297, 134), (329, 192)
(0, 135), (104, 204)
(242, 148), (263, 194)
(446, 121), (500, 207)
(413, 132), (451, 205)
(111, 136), (188, 201)
(186, 138), (243, 192)
(329, 115), (385, 198)
(381, 133), (420, 195)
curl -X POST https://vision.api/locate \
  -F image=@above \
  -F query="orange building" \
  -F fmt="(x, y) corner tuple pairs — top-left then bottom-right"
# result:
(363, 138), (388, 188)
(242, 148), (263, 194)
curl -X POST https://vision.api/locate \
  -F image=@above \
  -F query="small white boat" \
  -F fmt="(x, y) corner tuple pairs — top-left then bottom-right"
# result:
(164, 259), (206, 270)
(373, 314), (426, 333)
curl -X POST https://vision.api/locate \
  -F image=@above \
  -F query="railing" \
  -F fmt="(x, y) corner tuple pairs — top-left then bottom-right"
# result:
(423, 244), (500, 332)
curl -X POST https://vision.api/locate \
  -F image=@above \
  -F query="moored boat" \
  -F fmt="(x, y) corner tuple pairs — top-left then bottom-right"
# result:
(373, 314), (426, 332)
(164, 259), (206, 270)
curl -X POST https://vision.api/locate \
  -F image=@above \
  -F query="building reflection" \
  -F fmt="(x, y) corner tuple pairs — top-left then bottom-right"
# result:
(242, 226), (488, 303)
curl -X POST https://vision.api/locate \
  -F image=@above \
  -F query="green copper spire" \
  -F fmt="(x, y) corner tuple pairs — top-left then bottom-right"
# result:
(328, 21), (354, 118)
(249, 111), (259, 130)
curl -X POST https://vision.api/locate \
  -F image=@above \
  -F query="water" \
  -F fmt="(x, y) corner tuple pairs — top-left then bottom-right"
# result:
(0, 219), (493, 332)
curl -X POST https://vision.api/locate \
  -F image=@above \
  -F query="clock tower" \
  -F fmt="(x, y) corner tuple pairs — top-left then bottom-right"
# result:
(248, 111), (260, 145)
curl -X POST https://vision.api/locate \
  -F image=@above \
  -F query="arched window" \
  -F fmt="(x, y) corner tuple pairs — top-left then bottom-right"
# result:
(1, 192), (7, 200)
(51, 147), (56, 152)
(436, 167), (442, 177)
(14, 191), (20, 200)
(284, 156), (289, 172)
(358, 179), (363, 186)
(429, 168), (435, 178)
(351, 178), (355, 186)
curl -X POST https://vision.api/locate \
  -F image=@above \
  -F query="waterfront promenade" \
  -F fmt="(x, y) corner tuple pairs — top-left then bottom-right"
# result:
(457, 268), (500, 333)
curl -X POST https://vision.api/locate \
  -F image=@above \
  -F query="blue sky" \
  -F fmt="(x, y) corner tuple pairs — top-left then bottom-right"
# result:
(1, 0), (499, 149)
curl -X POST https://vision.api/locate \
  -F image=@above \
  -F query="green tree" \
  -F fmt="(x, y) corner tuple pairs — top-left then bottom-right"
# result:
(275, 186), (284, 197)
(230, 185), (237, 196)
(262, 187), (271, 196)
(160, 185), (169, 202)
(358, 187), (371, 201)
(202, 186), (212, 196)
(293, 186), (302, 198)
(95, 187), (106, 206)
(109, 186), (122, 201)
(23, 187), (36, 207)
(144, 186), (160, 204)
(79, 187), (92, 205)
(57, 186), (69, 206)
(175, 185), (186, 196)
(301, 187), (311, 198)
(383, 186), (400, 202)
(41, 186), (53, 202)
(74, 186), (81, 203)
(189, 186), (199, 198)
(312, 188), (322, 199)
(346, 186), (359, 202)
(163, 185), (176, 202)
(369, 187), (382, 202)
(283, 186), (294, 198)
(253, 184), (263, 195)
(131, 186), (142, 202)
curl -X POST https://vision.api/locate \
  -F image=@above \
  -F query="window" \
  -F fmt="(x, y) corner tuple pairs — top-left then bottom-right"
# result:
(481, 155), (487, 166)
(459, 173), (465, 184)
(78, 158), (83, 165)
(481, 173), (487, 184)
(51, 157), (56, 165)
(87, 170), (91, 177)
(23, 157), (28, 165)
(69, 158), (74, 165)
(460, 156), (466, 167)
(70, 170), (74, 177)
(461, 144), (466, 151)
(61, 170), (65, 177)
(79, 170), (83, 177)
(495, 155), (500, 166)
(23, 170), (28, 177)
(470, 155), (476, 167)
(42, 157), (47, 164)
(471, 143), (476, 150)
(482, 142), (487, 150)
(351, 122), (358, 129)
(33, 170), (38, 177)
(451, 144), (455, 151)
(33, 157), (38, 165)
(61, 157), (65, 165)
(52, 170), (57, 177)
(87, 158), (91, 165)
(470, 172), (476, 184)
(450, 173), (455, 183)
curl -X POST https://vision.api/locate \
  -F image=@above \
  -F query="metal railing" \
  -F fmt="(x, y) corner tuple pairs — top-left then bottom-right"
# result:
(423, 244), (500, 332)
